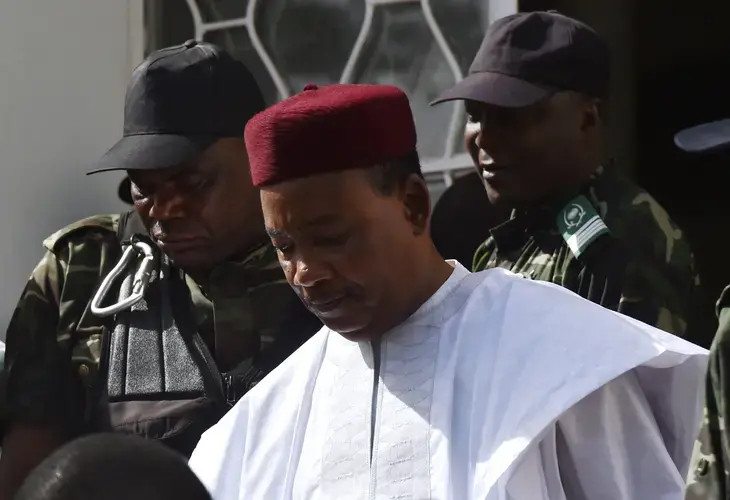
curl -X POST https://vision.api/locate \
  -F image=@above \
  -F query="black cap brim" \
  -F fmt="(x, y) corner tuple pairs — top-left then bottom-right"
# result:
(86, 133), (217, 174)
(674, 119), (730, 154)
(431, 72), (556, 108)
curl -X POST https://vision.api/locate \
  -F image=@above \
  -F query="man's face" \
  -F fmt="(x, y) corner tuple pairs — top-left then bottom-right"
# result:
(464, 118), (488, 190)
(128, 138), (263, 270)
(464, 92), (596, 207)
(261, 169), (429, 340)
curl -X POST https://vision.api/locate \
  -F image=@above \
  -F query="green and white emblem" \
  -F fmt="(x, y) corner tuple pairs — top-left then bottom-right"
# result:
(556, 195), (609, 257)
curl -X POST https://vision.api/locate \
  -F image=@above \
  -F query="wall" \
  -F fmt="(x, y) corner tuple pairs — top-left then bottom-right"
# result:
(634, 0), (730, 341)
(0, 0), (143, 336)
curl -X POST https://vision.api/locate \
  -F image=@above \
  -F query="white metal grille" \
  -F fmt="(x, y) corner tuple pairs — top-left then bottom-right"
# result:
(162, 0), (516, 193)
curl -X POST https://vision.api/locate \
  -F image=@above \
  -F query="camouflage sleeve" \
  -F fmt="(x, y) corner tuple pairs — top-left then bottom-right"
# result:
(612, 193), (698, 337)
(685, 286), (730, 499)
(0, 250), (74, 436)
(0, 216), (119, 439)
(565, 232), (696, 338)
(614, 248), (696, 337)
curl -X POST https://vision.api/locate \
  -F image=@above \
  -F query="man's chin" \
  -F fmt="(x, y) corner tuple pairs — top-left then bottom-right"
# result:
(336, 330), (377, 342)
(163, 249), (217, 271)
(320, 317), (374, 341)
(484, 185), (512, 208)
(484, 182), (534, 210)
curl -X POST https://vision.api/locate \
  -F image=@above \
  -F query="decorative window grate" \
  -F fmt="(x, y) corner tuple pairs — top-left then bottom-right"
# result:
(147, 0), (516, 202)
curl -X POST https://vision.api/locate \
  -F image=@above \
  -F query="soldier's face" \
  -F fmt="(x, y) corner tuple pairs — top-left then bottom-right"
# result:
(464, 118), (487, 188)
(128, 138), (263, 270)
(261, 168), (431, 341)
(465, 93), (598, 207)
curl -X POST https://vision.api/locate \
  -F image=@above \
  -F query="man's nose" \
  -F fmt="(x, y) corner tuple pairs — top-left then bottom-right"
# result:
(292, 255), (334, 288)
(476, 122), (507, 163)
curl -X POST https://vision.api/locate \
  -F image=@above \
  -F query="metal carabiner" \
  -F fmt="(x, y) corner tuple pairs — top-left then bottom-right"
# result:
(90, 240), (156, 317)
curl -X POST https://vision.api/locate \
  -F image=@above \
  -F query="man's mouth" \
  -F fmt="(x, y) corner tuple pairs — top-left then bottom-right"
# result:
(479, 158), (500, 180)
(304, 295), (347, 316)
(154, 236), (205, 252)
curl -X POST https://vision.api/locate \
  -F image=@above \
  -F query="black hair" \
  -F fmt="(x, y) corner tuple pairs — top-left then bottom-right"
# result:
(366, 149), (424, 195)
(15, 434), (211, 500)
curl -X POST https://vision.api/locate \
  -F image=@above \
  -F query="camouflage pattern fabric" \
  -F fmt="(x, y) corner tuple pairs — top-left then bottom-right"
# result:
(0, 213), (319, 436)
(686, 286), (730, 499)
(472, 166), (698, 337)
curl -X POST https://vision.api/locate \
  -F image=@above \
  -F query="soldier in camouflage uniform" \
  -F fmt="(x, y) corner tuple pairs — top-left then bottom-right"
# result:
(0, 41), (321, 499)
(677, 118), (730, 499)
(433, 11), (698, 338)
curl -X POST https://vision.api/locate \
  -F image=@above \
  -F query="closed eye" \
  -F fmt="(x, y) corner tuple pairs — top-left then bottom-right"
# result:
(178, 175), (213, 192)
(271, 239), (295, 260)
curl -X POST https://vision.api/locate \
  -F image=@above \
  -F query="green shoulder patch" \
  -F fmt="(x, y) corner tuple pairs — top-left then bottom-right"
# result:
(43, 214), (120, 253)
(556, 195), (610, 258)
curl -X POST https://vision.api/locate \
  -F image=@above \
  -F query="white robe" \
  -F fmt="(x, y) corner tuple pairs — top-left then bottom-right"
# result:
(189, 263), (708, 500)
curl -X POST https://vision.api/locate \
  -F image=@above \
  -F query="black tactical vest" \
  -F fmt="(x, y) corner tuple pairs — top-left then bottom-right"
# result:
(87, 211), (307, 457)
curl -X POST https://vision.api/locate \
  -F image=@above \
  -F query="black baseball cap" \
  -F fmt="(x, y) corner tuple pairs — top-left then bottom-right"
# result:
(674, 119), (730, 154)
(88, 40), (265, 174)
(432, 11), (610, 108)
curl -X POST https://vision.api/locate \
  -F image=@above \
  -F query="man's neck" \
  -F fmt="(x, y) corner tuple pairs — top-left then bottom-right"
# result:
(517, 163), (604, 214)
(183, 234), (270, 285)
(415, 251), (454, 298)
(228, 233), (270, 264)
(386, 250), (455, 334)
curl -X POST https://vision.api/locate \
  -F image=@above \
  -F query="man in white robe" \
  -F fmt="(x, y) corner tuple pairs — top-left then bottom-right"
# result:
(188, 83), (708, 499)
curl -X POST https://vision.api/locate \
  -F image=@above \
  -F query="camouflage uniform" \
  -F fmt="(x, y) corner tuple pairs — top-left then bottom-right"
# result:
(473, 166), (698, 337)
(0, 214), (320, 437)
(686, 288), (730, 499)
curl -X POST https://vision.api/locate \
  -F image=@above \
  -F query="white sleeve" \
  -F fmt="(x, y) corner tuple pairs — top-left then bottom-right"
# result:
(505, 371), (685, 500)
(188, 401), (249, 500)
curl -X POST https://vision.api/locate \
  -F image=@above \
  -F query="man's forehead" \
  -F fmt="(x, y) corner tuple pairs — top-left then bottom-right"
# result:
(265, 212), (345, 236)
(127, 158), (204, 183)
(262, 174), (375, 227)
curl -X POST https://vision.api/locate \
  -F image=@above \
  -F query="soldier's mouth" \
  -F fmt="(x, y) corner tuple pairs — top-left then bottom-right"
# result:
(155, 238), (206, 253)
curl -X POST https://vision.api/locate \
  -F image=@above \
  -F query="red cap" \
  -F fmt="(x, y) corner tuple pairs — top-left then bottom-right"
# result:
(245, 84), (417, 187)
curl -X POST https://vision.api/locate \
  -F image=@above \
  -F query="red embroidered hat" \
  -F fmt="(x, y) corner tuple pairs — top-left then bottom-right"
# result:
(244, 83), (417, 187)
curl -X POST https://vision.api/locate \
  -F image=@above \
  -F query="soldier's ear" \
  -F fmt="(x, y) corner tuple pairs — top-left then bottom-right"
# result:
(580, 98), (602, 132)
(118, 177), (133, 205)
(401, 174), (430, 236)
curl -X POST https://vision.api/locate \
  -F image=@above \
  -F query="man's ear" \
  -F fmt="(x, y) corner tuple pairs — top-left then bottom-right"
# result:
(580, 98), (602, 132)
(401, 174), (431, 235)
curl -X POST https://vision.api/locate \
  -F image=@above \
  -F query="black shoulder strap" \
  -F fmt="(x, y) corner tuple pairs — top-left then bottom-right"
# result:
(83, 210), (154, 435)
